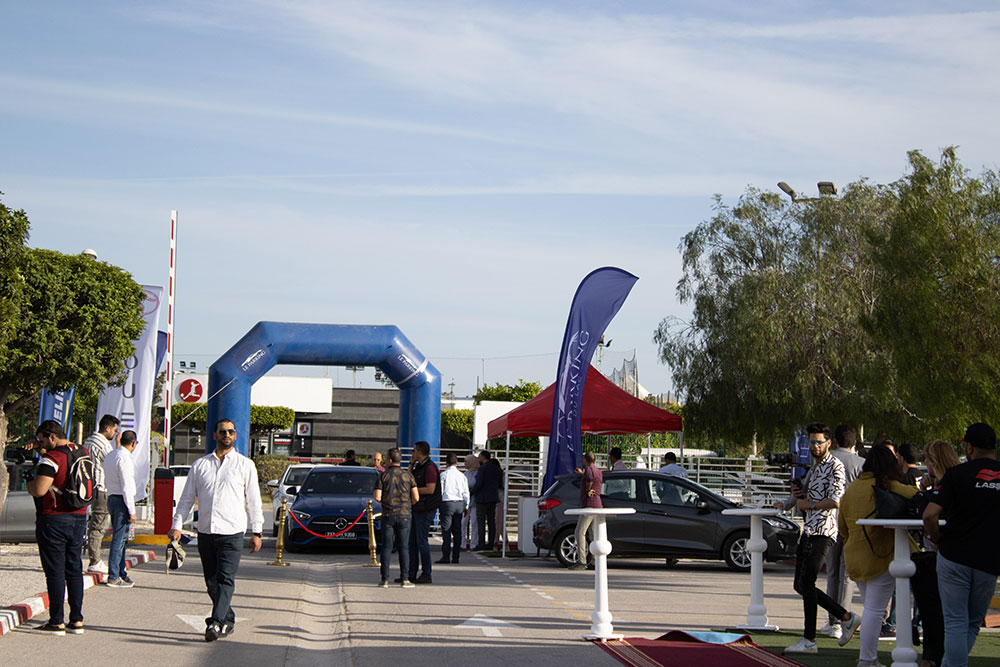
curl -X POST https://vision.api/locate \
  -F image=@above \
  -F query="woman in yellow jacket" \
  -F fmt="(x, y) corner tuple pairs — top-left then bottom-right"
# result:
(838, 445), (918, 667)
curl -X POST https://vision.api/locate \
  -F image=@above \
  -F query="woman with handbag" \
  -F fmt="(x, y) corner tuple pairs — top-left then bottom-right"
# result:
(839, 445), (919, 667)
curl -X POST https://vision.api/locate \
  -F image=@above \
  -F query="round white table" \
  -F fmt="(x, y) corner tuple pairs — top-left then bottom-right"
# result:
(856, 518), (943, 667)
(721, 508), (781, 631)
(565, 507), (636, 641)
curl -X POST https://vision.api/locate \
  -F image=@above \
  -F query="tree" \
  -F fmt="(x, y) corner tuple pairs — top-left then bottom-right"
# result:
(474, 379), (543, 405)
(656, 149), (1000, 447)
(0, 199), (146, 518)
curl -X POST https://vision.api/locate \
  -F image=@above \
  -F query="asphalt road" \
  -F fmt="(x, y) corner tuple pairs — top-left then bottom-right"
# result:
(2, 530), (817, 667)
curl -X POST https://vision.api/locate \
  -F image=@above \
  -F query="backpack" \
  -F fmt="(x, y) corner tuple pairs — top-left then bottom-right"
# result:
(52, 444), (96, 509)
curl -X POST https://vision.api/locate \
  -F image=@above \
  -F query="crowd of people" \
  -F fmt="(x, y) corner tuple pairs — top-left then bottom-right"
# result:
(776, 421), (1000, 667)
(22, 414), (999, 663)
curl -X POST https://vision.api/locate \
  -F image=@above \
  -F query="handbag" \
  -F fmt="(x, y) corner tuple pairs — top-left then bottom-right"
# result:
(873, 485), (930, 520)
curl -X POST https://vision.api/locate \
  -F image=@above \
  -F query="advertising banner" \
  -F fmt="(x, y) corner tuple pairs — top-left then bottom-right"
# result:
(37, 387), (76, 434)
(543, 267), (638, 490)
(96, 285), (164, 501)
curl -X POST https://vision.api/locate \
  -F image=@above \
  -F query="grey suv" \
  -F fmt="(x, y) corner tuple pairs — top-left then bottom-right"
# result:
(532, 470), (799, 571)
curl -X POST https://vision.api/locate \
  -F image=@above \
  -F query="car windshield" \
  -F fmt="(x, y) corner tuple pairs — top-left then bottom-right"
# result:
(285, 467), (313, 485)
(300, 470), (375, 495)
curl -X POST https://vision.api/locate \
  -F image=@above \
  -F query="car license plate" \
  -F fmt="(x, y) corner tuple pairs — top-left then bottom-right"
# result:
(326, 532), (356, 539)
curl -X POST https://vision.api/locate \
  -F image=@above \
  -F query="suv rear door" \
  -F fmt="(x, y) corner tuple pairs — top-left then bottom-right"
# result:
(598, 473), (648, 553)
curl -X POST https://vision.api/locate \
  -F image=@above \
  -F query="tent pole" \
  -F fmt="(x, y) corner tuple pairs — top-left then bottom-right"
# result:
(646, 433), (651, 469)
(679, 430), (685, 462)
(503, 431), (511, 558)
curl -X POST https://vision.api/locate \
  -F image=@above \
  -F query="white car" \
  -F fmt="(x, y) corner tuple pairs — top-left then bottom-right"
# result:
(267, 464), (316, 536)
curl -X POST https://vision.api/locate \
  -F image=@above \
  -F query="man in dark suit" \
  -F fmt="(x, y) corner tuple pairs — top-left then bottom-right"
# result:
(470, 450), (502, 551)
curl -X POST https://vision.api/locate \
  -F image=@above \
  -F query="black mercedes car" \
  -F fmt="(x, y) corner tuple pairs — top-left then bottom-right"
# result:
(532, 470), (799, 571)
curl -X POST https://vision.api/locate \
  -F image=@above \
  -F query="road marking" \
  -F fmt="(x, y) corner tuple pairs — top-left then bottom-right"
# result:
(454, 614), (519, 637)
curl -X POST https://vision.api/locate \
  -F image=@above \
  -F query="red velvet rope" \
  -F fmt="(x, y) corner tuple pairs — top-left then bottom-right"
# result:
(285, 507), (367, 538)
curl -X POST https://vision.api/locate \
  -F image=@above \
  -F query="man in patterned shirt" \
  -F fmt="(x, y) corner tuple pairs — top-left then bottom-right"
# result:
(776, 422), (859, 655)
(373, 448), (419, 588)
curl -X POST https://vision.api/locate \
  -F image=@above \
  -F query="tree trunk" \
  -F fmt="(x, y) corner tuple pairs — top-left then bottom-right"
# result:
(0, 409), (10, 525)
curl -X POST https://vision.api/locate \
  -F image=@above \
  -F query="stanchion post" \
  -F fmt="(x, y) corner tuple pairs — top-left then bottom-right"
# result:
(268, 498), (291, 567)
(363, 499), (380, 567)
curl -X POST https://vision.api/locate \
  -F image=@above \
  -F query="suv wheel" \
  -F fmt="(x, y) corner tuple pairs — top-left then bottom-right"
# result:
(722, 532), (752, 572)
(554, 528), (586, 567)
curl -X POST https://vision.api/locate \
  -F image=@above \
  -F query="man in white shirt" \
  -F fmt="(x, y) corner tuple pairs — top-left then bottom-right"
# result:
(103, 429), (137, 588)
(83, 414), (119, 574)
(659, 452), (689, 478)
(436, 453), (470, 564)
(169, 419), (263, 642)
(608, 447), (628, 471)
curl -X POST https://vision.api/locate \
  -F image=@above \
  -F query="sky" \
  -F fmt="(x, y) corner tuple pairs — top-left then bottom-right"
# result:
(2, 1), (999, 398)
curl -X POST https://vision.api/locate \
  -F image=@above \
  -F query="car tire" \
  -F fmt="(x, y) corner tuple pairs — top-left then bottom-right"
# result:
(554, 528), (585, 567)
(272, 522), (279, 538)
(722, 532), (752, 572)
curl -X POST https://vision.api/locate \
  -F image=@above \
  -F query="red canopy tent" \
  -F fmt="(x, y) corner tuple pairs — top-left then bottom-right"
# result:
(486, 366), (682, 557)
(487, 365), (681, 438)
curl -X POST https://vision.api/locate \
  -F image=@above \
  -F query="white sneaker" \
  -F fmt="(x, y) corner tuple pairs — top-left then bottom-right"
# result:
(839, 611), (862, 646)
(856, 660), (886, 667)
(783, 637), (818, 654)
(821, 622), (842, 639)
(87, 561), (108, 574)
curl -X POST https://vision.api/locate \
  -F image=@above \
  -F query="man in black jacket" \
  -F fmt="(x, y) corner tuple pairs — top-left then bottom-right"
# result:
(407, 442), (440, 584)
(470, 450), (502, 551)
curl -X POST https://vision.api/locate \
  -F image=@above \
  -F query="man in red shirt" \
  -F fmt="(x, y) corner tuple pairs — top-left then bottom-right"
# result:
(571, 451), (603, 570)
(27, 420), (89, 635)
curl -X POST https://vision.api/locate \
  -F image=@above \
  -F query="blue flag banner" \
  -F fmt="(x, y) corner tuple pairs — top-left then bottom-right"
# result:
(543, 267), (638, 490)
(38, 387), (76, 434)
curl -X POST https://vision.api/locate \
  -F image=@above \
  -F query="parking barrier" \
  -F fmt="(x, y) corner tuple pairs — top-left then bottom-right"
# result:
(363, 499), (380, 568)
(285, 506), (367, 539)
(268, 498), (291, 567)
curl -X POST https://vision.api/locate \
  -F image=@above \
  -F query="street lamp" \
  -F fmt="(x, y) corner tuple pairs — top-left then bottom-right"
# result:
(777, 181), (837, 203)
(81, 248), (98, 260)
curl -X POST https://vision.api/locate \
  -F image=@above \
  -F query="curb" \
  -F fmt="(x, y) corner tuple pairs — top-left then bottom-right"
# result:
(0, 550), (156, 637)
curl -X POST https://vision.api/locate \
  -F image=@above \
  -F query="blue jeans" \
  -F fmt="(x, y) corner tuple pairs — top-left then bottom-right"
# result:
(938, 553), (997, 667)
(36, 513), (86, 625)
(197, 532), (244, 627)
(107, 495), (130, 581)
(408, 510), (435, 580)
(379, 513), (411, 582)
(439, 500), (464, 562)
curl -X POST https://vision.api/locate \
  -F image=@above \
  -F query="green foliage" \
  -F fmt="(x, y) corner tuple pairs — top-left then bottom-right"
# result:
(170, 402), (295, 435)
(474, 379), (543, 404)
(254, 454), (290, 498)
(0, 245), (145, 426)
(0, 199), (29, 363)
(441, 409), (474, 439)
(657, 148), (1000, 445)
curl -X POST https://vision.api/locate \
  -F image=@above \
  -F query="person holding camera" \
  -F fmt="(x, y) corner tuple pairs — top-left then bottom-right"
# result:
(775, 422), (859, 655)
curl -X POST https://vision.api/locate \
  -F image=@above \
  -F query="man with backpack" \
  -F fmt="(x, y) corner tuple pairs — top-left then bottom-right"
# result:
(27, 419), (95, 635)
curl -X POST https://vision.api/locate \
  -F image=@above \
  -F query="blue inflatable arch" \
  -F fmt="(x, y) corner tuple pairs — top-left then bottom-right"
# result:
(204, 322), (441, 457)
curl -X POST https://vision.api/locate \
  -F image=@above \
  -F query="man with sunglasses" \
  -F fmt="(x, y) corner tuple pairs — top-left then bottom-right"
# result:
(775, 422), (858, 655)
(169, 419), (263, 642)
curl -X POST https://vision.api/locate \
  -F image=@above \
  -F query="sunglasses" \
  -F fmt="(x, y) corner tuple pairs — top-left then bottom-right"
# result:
(217, 428), (236, 435)
(809, 439), (828, 445)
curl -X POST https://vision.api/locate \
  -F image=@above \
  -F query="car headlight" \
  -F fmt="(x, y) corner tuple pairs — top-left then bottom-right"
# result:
(291, 510), (311, 521)
(762, 516), (784, 529)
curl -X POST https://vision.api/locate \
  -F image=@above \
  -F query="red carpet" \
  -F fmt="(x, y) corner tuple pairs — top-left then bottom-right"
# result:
(594, 630), (805, 667)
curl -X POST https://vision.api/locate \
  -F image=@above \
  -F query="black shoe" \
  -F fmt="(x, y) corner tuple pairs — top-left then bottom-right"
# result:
(220, 622), (235, 638)
(451, 558), (460, 564)
(415, 574), (433, 584)
(205, 623), (222, 642)
(394, 577), (404, 583)
(434, 558), (450, 564)
(37, 622), (66, 636)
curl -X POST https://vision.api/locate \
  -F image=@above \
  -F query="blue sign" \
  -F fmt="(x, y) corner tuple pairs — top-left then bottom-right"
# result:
(38, 387), (76, 434)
